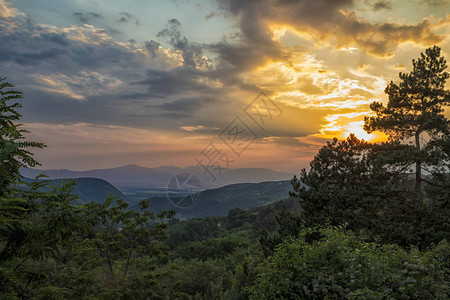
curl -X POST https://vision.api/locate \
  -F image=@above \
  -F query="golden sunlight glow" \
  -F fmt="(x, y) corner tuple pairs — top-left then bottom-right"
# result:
(343, 121), (388, 142)
(315, 113), (389, 143)
(244, 43), (393, 144)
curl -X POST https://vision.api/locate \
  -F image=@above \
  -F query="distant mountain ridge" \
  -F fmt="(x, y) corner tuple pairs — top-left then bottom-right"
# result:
(20, 164), (293, 189)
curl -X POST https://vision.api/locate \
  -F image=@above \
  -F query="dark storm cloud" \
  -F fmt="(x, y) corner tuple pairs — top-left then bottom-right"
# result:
(73, 12), (102, 23)
(135, 18), (262, 104)
(0, 22), (71, 65)
(158, 96), (215, 113)
(145, 40), (161, 57)
(118, 12), (140, 25)
(210, 1), (282, 72)
(17, 87), (211, 131)
(214, 0), (443, 57)
(40, 32), (71, 47)
(0, 12), (239, 135)
(157, 19), (213, 70)
(0, 15), (159, 120)
(0, 46), (67, 66)
(0, 25), (133, 69)
(135, 68), (218, 97)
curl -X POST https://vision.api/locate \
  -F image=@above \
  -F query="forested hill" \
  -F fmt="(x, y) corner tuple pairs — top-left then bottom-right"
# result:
(142, 180), (294, 219)
(21, 177), (126, 205)
(21, 176), (294, 219)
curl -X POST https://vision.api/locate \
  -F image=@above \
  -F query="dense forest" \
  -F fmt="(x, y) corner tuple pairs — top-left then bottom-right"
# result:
(1, 47), (449, 299)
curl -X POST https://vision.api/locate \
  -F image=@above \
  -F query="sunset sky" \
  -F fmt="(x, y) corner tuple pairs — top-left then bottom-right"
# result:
(1, 0), (450, 172)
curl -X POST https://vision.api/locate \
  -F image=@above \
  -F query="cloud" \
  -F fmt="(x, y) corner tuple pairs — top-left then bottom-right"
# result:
(0, 8), (197, 130)
(135, 68), (219, 97)
(1, 0), (448, 171)
(22, 122), (205, 170)
(32, 72), (127, 100)
(157, 19), (213, 70)
(118, 12), (140, 25)
(159, 96), (215, 113)
(0, 11), (238, 135)
(215, 0), (444, 57)
(209, 1), (282, 73)
(205, 12), (217, 20)
(0, 22), (120, 67)
(332, 12), (442, 57)
(364, 0), (392, 11)
(180, 125), (220, 133)
(0, 0), (23, 19)
(145, 40), (161, 57)
(72, 12), (102, 23)
(420, 0), (449, 5)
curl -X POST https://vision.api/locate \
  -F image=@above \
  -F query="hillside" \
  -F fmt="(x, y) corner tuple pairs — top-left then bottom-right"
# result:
(143, 180), (294, 219)
(21, 177), (126, 205)
(21, 176), (294, 219)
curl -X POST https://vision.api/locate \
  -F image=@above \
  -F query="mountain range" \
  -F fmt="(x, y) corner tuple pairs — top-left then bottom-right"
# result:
(20, 165), (298, 219)
(20, 164), (294, 189)
(21, 176), (295, 219)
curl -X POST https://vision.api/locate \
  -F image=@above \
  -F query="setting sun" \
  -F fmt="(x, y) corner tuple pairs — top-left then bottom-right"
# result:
(344, 121), (388, 142)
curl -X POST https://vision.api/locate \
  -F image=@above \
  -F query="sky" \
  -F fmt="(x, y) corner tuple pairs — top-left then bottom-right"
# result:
(1, 0), (450, 173)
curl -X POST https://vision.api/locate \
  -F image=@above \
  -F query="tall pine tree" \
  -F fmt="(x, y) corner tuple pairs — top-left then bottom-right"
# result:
(364, 46), (450, 206)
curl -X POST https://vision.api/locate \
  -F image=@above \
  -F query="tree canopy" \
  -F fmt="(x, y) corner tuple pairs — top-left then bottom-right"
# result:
(364, 46), (450, 203)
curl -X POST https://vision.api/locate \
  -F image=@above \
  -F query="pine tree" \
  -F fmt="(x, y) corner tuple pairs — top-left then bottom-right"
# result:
(364, 46), (450, 206)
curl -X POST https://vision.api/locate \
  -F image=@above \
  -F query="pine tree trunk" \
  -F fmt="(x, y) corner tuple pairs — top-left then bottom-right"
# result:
(414, 132), (422, 209)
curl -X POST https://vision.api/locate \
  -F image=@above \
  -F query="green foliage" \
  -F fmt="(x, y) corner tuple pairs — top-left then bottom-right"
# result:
(259, 205), (304, 256)
(292, 134), (406, 224)
(0, 77), (44, 193)
(0, 190), (177, 299)
(2, 55), (450, 299)
(81, 198), (176, 287)
(0, 77), (177, 299)
(0, 78), (45, 255)
(158, 258), (233, 299)
(0, 179), (93, 298)
(364, 46), (450, 201)
(293, 134), (450, 247)
(252, 227), (450, 299)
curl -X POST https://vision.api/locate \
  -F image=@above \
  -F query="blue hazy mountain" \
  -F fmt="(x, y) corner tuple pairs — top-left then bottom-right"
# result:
(20, 164), (293, 189)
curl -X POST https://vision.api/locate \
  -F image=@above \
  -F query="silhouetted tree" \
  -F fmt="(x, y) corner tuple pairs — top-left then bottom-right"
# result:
(364, 46), (450, 206)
